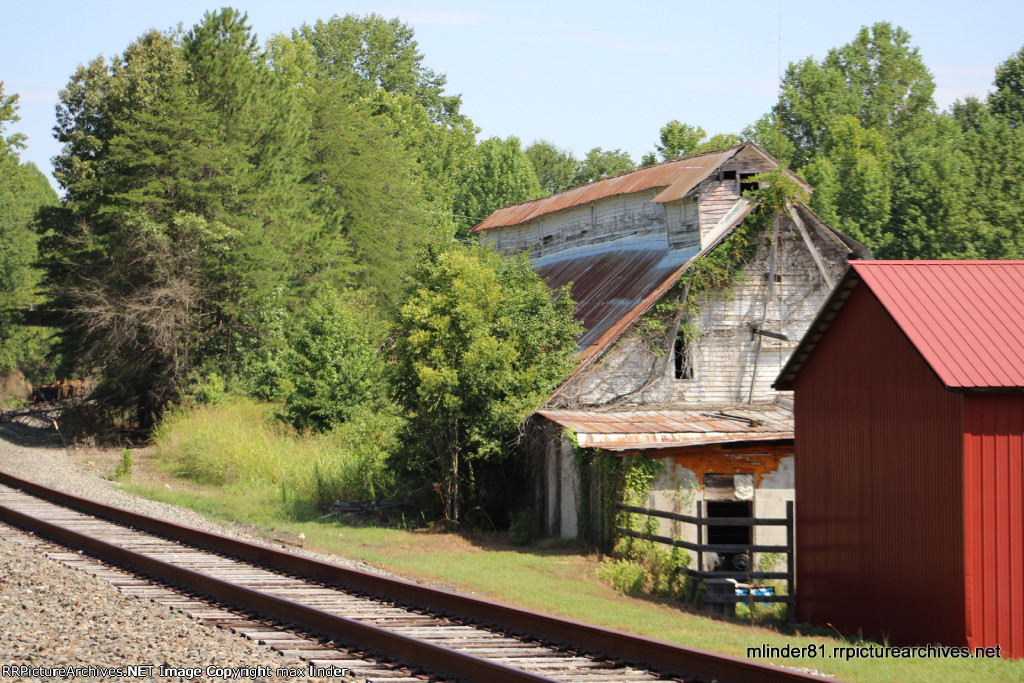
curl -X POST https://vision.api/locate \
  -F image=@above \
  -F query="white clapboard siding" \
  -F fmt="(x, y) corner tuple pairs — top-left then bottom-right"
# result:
(554, 217), (847, 408)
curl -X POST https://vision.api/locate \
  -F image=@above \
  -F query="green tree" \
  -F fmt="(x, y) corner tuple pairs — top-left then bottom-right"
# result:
(886, 112), (981, 259)
(305, 82), (432, 308)
(270, 15), (477, 240)
(524, 140), (578, 196)
(802, 115), (893, 252)
(280, 291), (388, 433)
(0, 83), (58, 378)
(296, 13), (462, 125)
(655, 121), (705, 160)
(741, 111), (796, 167)
(953, 101), (1024, 256)
(42, 13), (312, 427)
(389, 246), (580, 525)
(990, 45), (1024, 128)
(454, 136), (543, 238)
(779, 22), (935, 167)
(644, 122), (742, 165)
(572, 147), (635, 185)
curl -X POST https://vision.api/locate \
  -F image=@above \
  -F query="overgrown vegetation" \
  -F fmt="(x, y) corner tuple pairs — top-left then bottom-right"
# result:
(154, 397), (400, 505)
(4, 10), (1024, 547)
(389, 246), (580, 525)
(0, 82), (58, 383)
(591, 456), (693, 602)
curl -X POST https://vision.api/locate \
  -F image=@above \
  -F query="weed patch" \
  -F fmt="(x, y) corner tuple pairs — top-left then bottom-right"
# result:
(152, 397), (400, 506)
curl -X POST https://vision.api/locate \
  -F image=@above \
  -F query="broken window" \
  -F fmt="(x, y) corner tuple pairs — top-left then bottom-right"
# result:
(721, 170), (737, 181)
(740, 173), (759, 194)
(673, 335), (693, 380)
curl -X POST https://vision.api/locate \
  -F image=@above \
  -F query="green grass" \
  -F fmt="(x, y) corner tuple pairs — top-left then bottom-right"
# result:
(124, 402), (1024, 682)
(152, 397), (398, 504)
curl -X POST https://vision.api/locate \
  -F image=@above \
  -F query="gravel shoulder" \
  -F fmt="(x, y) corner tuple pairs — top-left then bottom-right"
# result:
(0, 420), (383, 572)
(0, 420), (375, 682)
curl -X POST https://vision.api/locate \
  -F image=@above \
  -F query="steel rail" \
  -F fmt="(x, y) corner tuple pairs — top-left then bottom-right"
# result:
(0, 470), (832, 683)
(0, 490), (549, 682)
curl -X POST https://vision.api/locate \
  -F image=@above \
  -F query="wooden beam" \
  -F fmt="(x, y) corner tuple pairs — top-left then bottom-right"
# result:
(786, 201), (835, 289)
(619, 440), (794, 459)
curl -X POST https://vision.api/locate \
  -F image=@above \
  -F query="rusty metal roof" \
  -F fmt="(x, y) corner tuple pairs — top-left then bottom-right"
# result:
(471, 147), (740, 233)
(538, 406), (793, 450)
(539, 203), (754, 388)
(776, 260), (1024, 390)
(537, 247), (689, 365)
(472, 142), (811, 233)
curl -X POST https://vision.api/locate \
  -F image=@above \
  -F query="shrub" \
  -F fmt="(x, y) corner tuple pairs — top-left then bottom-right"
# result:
(508, 509), (535, 546)
(112, 448), (133, 479)
(279, 291), (388, 433)
(597, 559), (647, 594)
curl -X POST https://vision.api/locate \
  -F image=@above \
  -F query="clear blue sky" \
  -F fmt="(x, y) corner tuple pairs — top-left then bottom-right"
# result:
(3, 1), (1022, 189)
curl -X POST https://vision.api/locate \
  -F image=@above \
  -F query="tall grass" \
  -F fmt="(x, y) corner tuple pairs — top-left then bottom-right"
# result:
(153, 397), (401, 504)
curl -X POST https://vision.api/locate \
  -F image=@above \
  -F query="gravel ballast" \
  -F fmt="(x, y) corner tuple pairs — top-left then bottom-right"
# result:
(0, 532), (330, 682)
(0, 421), (379, 681)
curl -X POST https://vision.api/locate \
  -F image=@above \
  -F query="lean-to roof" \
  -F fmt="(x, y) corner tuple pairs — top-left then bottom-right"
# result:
(538, 405), (792, 450)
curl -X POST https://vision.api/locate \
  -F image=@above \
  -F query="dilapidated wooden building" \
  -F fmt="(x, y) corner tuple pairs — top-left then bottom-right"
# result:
(474, 142), (866, 564)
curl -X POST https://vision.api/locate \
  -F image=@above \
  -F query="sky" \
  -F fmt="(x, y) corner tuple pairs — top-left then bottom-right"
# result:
(3, 0), (1023, 190)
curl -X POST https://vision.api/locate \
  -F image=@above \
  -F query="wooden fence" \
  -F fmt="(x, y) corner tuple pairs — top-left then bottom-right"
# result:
(615, 500), (794, 618)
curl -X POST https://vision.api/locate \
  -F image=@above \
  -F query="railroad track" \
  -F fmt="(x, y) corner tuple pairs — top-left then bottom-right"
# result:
(0, 471), (830, 682)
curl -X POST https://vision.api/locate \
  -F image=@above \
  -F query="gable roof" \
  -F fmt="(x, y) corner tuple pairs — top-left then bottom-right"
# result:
(544, 202), (850, 392)
(775, 260), (1024, 391)
(470, 142), (811, 233)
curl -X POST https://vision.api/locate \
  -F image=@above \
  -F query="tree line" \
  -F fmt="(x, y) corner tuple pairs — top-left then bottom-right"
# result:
(1, 13), (1023, 523)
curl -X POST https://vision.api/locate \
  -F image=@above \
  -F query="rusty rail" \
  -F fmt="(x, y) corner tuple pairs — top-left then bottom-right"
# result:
(0, 470), (830, 683)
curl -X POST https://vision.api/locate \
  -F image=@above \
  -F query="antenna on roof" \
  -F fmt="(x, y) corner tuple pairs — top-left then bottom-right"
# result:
(777, 0), (783, 163)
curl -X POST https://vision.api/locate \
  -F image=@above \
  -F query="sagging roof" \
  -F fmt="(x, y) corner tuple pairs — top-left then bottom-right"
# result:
(538, 405), (793, 451)
(545, 202), (854, 389)
(775, 260), (1024, 391)
(545, 202), (754, 378)
(471, 142), (811, 233)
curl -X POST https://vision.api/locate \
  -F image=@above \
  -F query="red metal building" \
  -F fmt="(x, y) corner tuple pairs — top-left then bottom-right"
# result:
(775, 260), (1024, 656)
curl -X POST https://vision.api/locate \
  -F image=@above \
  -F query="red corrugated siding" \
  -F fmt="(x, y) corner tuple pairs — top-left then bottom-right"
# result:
(964, 394), (1024, 657)
(793, 282), (966, 644)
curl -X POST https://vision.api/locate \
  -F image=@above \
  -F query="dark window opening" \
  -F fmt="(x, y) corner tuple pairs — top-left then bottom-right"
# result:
(707, 499), (752, 571)
(674, 335), (693, 379)
(721, 170), (737, 181)
(542, 235), (554, 245)
(740, 173), (759, 193)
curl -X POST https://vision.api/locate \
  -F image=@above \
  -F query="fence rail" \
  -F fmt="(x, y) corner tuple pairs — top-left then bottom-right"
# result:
(615, 500), (794, 618)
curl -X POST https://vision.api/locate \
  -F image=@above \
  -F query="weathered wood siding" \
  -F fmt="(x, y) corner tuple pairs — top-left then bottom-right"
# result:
(693, 148), (777, 244)
(481, 190), (680, 260)
(551, 216), (847, 408)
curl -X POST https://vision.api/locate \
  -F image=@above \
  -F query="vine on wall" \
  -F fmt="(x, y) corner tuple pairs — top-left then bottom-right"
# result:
(638, 170), (810, 357)
(588, 172), (809, 600)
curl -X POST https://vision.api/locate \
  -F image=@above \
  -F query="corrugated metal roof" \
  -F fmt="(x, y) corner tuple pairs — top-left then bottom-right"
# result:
(472, 142), (813, 233)
(538, 407), (793, 450)
(471, 147), (740, 233)
(537, 248), (689, 363)
(777, 260), (1024, 390)
(540, 202), (754, 382)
